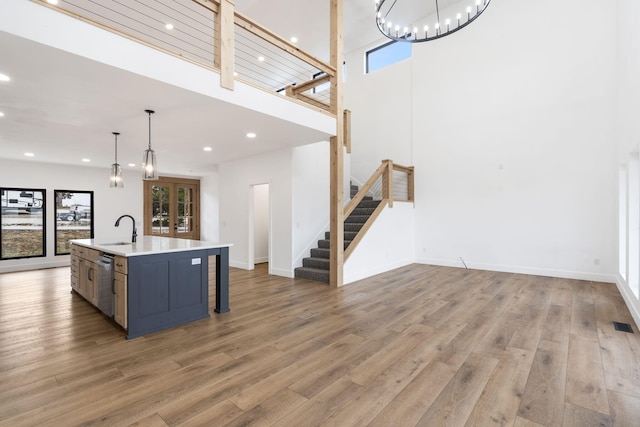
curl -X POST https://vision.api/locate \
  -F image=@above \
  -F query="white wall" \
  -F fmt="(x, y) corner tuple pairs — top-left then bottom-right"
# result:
(616, 0), (640, 327)
(345, 0), (617, 283)
(344, 202), (415, 284)
(0, 159), (143, 272)
(253, 184), (269, 264)
(292, 141), (330, 267)
(218, 148), (293, 276)
(200, 168), (220, 242)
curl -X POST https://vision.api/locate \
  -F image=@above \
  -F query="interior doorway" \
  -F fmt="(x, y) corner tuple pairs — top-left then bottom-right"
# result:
(251, 184), (270, 269)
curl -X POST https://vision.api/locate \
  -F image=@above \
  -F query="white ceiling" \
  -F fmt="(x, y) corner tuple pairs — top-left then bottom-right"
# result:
(0, 0), (458, 177)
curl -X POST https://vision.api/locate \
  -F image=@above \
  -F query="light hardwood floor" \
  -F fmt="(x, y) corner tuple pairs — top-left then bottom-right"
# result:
(1, 264), (640, 426)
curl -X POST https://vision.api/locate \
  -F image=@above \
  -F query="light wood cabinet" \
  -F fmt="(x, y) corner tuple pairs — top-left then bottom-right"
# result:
(113, 256), (128, 329)
(71, 245), (128, 330)
(71, 246), (101, 305)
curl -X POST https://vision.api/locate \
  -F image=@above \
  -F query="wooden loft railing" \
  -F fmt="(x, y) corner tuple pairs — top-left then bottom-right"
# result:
(33, 0), (338, 116)
(345, 160), (415, 217)
(343, 160), (415, 260)
(193, 0), (338, 115)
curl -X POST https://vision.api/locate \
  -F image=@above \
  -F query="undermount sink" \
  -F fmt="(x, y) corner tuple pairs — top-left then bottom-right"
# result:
(99, 242), (132, 246)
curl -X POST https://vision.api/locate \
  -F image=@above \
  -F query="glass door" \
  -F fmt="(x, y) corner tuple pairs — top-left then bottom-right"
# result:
(144, 177), (200, 240)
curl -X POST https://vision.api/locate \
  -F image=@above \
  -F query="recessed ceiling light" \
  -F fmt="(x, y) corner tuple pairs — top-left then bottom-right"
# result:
(46, 0), (59, 4)
(203, 147), (212, 152)
(0, 112), (4, 117)
(0, 73), (10, 82)
(128, 163), (136, 167)
(257, 56), (265, 62)
(246, 132), (257, 138)
(24, 152), (34, 157)
(290, 36), (298, 43)
(82, 158), (90, 163)
(165, 23), (174, 30)
(233, 72), (238, 77)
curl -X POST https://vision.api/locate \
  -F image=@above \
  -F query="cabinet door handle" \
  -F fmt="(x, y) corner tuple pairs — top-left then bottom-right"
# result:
(88, 268), (93, 281)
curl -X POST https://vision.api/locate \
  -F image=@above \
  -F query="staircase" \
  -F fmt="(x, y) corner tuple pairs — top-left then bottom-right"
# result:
(294, 183), (381, 284)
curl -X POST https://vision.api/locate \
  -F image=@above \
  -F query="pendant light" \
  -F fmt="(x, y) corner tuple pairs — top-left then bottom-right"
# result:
(142, 109), (158, 180)
(109, 132), (124, 188)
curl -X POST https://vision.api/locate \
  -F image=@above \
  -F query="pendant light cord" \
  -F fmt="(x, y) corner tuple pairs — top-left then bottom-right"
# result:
(145, 109), (155, 150)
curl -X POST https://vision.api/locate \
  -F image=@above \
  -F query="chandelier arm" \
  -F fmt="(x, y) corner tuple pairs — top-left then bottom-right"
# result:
(383, 0), (399, 20)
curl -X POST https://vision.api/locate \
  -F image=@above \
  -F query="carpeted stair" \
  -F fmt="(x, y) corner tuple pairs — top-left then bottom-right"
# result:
(294, 183), (381, 284)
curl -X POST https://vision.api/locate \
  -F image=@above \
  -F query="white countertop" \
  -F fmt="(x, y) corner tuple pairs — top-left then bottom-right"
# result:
(71, 236), (232, 257)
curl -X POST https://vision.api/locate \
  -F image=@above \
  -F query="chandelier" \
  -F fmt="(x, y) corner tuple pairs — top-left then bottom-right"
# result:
(375, 0), (491, 43)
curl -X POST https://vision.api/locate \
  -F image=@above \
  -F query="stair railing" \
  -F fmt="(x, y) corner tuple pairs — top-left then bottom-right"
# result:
(344, 160), (414, 218)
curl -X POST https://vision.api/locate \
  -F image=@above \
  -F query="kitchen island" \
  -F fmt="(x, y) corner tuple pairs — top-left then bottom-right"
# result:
(70, 236), (231, 339)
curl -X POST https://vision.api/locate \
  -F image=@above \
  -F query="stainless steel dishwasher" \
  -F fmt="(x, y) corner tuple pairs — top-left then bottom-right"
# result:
(93, 254), (114, 317)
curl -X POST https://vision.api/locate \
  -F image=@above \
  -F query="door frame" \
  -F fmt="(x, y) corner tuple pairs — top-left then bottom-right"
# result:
(143, 176), (201, 240)
(248, 182), (271, 272)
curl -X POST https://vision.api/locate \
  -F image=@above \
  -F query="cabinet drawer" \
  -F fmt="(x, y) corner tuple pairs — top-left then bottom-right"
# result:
(85, 248), (102, 262)
(114, 256), (128, 274)
(70, 274), (79, 292)
(74, 246), (100, 261)
(70, 256), (79, 278)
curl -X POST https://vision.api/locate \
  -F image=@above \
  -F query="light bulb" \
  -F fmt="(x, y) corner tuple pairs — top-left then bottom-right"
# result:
(403, 27), (408, 35)
(467, 6), (472, 13)
(387, 21), (392, 29)
(446, 19), (451, 25)
(457, 13), (461, 19)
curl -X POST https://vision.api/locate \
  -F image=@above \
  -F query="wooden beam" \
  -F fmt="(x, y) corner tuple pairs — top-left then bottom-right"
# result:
(344, 109), (351, 154)
(216, 0), (235, 90)
(329, 0), (344, 288)
(382, 159), (392, 208)
(289, 92), (331, 112)
(291, 75), (332, 95)
(192, 0), (220, 14)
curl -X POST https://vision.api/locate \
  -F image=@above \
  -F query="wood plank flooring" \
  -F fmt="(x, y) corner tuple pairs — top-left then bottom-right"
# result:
(1, 264), (640, 426)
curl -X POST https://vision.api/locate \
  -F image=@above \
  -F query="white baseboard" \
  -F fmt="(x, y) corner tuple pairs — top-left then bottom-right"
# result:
(269, 266), (293, 278)
(254, 257), (268, 264)
(0, 260), (70, 274)
(415, 257), (617, 284)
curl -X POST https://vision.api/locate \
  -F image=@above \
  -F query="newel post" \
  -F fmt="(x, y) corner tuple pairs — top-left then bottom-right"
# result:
(329, 0), (344, 288)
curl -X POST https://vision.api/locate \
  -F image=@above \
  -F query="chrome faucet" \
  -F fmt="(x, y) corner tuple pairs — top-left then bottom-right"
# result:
(115, 215), (137, 243)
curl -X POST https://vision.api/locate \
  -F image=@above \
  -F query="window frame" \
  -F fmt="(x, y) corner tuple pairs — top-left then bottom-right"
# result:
(366, 39), (412, 74)
(54, 190), (95, 255)
(0, 187), (47, 260)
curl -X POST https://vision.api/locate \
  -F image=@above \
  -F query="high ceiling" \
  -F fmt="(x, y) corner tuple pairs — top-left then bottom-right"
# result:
(0, 0), (456, 176)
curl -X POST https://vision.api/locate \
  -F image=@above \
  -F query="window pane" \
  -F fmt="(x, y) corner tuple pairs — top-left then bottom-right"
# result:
(1, 188), (46, 259)
(54, 190), (94, 255)
(152, 186), (170, 234)
(366, 41), (411, 73)
(177, 186), (193, 233)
